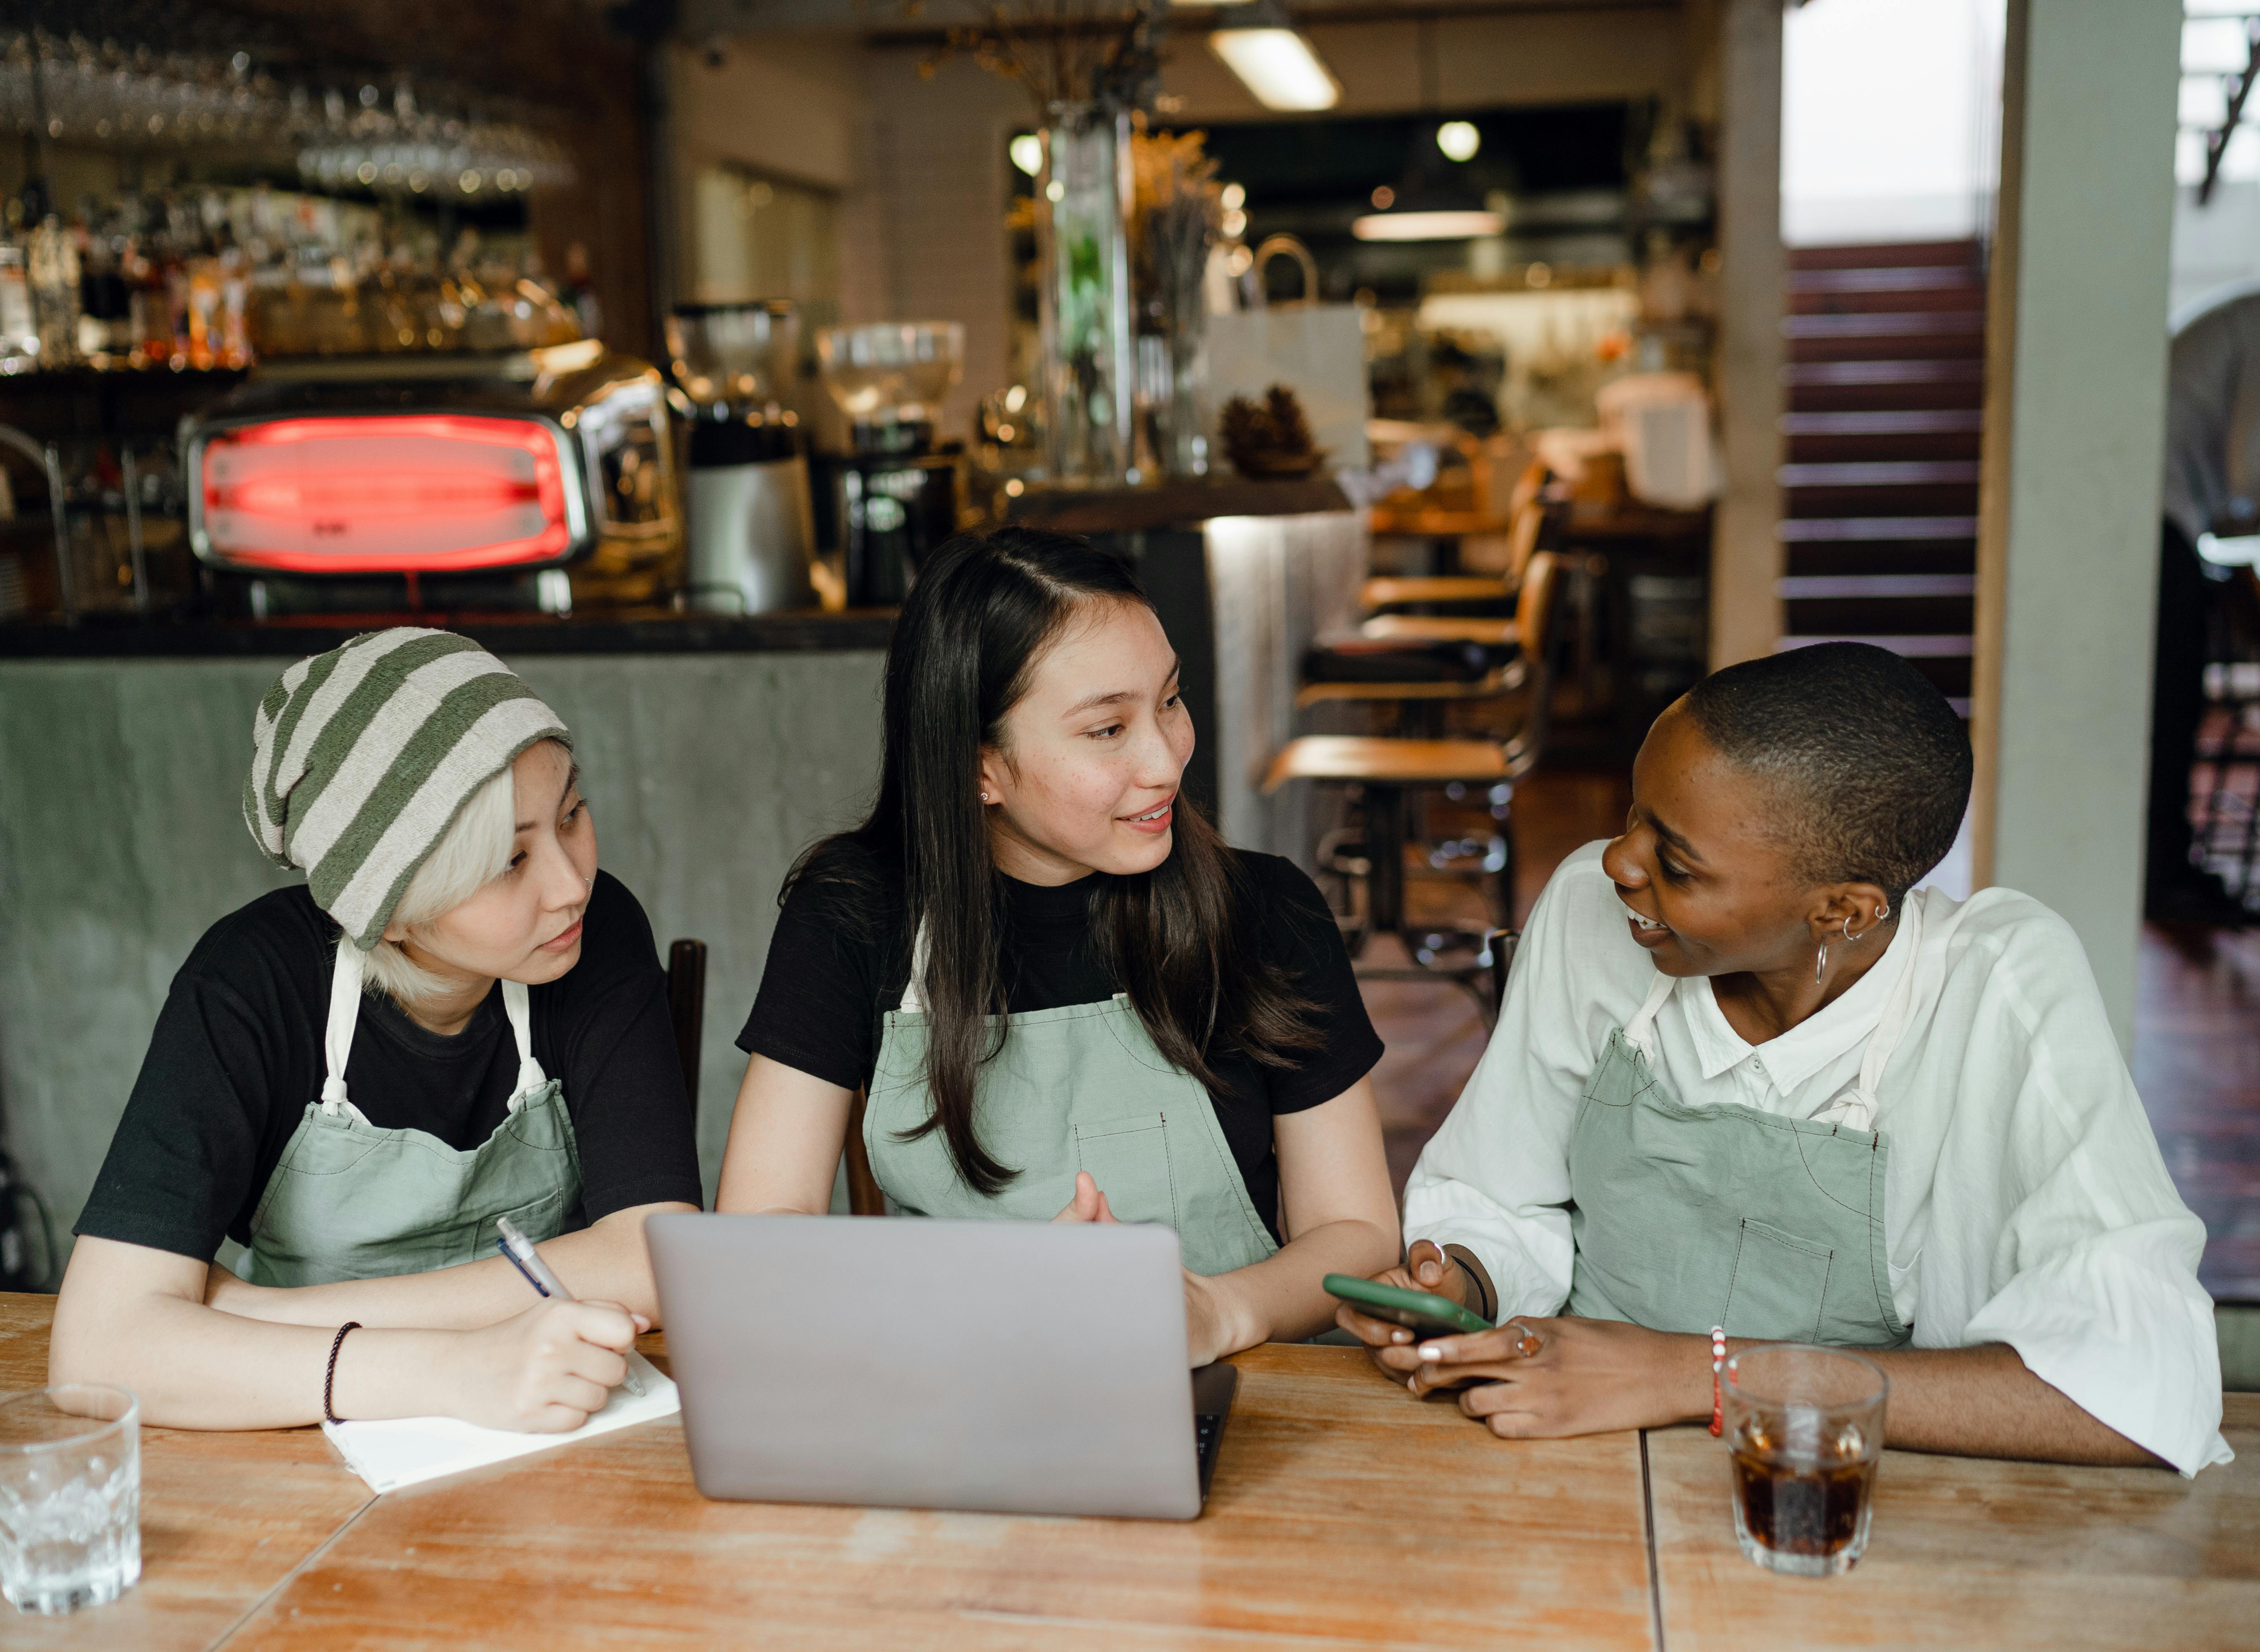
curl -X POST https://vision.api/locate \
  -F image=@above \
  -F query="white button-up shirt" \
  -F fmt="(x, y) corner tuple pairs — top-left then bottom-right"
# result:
(1404, 842), (2232, 1475)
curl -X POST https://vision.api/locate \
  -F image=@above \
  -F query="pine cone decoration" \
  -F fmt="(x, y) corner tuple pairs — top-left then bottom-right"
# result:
(1220, 384), (1326, 478)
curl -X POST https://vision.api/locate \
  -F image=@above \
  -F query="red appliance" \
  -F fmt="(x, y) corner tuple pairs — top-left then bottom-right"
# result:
(184, 344), (680, 608)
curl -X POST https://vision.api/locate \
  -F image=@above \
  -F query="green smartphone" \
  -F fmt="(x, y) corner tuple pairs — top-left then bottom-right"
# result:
(1323, 1273), (1495, 1339)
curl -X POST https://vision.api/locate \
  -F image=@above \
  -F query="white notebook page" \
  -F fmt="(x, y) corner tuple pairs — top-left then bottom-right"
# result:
(321, 1352), (679, 1494)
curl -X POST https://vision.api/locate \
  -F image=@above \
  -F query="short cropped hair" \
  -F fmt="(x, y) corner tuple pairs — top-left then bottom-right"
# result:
(1677, 642), (1970, 905)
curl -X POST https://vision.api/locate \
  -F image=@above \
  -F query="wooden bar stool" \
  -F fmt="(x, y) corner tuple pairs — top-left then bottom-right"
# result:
(1358, 484), (1551, 618)
(1267, 553), (1563, 979)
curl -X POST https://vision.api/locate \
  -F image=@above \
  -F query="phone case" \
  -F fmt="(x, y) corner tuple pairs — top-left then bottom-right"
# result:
(1322, 1273), (1495, 1336)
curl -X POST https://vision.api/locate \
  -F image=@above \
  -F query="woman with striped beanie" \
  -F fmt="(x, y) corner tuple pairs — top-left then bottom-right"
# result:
(51, 629), (703, 1433)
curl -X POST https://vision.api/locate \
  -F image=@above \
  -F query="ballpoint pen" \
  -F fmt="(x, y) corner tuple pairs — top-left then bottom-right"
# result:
(495, 1215), (647, 1397)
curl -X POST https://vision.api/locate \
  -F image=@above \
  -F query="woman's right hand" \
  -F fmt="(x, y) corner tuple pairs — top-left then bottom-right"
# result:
(1334, 1239), (1465, 1376)
(1052, 1170), (1118, 1225)
(442, 1298), (646, 1432)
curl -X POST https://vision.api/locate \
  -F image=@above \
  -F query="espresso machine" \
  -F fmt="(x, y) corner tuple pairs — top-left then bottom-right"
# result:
(815, 322), (964, 606)
(666, 301), (816, 614)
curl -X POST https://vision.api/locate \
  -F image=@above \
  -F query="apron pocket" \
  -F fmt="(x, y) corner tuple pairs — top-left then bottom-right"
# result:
(1073, 1112), (1179, 1232)
(1721, 1219), (1835, 1343)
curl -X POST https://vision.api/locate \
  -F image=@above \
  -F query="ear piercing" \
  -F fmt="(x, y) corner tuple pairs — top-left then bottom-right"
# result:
(1824, 900), (1893, 980)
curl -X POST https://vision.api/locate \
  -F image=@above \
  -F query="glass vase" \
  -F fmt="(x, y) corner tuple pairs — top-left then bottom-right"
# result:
(1037, 107), (1136, 487)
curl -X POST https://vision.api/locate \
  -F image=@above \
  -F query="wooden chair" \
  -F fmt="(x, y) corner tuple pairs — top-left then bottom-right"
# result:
(666, 939), (706, 1098)
(1265, 553), (1564, 978)
(1358, 488), (1549, 617)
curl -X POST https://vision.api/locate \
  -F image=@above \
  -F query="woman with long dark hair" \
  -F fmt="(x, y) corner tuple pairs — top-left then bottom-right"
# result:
(717, 529), (1398, 1361)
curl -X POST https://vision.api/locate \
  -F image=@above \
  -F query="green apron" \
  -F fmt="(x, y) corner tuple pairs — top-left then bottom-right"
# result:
(863, 935), (1279, 1278)
(237, 938), (583, 1287)
(1564, 904), (1921, 1348)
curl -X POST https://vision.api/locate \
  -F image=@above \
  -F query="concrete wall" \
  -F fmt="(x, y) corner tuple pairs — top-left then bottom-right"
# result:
(0, 651), (887, 1270)
(1971, 0), (2181, 1055)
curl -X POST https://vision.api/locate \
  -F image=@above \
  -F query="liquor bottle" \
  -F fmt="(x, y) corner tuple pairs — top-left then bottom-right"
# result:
(25, 214), (82, 367)
(0, 210), (36, 367)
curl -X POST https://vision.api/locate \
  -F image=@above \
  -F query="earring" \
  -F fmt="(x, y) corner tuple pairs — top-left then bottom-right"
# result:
(980, 792), (992, 804)
(1814, 940), (1828, 984)
(1878, 900), (1892, 922)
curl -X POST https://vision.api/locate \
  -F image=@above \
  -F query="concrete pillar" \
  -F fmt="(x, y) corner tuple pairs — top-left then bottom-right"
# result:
(1708, 0), (1786, 669)
(1971, 0), (2180, 1055)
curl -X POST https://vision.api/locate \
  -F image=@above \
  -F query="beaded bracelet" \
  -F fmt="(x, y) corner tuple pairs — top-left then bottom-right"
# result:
(325, 1321), (363, 1425)
(1707, 1326), (1728, 1437)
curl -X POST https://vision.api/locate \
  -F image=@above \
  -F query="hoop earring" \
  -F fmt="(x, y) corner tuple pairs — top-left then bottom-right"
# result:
(1814, 940), (1828, 984)
(1844, 898), (1893, 945)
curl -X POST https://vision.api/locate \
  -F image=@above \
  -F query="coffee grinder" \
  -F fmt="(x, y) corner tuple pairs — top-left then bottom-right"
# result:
(666, 301), (817, 613)
(814, 322), (964, 606)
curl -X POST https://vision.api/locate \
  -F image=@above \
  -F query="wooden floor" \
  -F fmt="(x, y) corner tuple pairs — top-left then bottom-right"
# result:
(1359, 765), (2260, 1305)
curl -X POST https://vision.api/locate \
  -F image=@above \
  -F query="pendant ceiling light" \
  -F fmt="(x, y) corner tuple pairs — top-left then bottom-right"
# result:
(1206, 1), (1340, 113)
(1350, 19), (1499, 242)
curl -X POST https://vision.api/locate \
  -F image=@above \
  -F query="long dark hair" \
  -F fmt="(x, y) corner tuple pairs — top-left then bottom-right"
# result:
(787, 527), (1320, 1195)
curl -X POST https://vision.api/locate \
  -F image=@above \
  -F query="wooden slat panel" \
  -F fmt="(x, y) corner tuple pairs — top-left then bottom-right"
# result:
(1649, 1395), (2260, 1651)
(224, 1345), (1657, 1652)
(0, 1294), (374, 1652)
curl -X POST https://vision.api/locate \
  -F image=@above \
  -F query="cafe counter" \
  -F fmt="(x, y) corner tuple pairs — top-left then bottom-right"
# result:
(0, 478), (1366, 1269)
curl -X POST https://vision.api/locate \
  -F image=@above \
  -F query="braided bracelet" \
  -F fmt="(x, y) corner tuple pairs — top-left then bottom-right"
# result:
(1707, 1326), (1728, 1437)
(324, 1322), (363, 1425)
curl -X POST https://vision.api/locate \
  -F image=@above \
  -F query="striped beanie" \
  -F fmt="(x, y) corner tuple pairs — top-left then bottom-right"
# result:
(243, 629), (571, 949)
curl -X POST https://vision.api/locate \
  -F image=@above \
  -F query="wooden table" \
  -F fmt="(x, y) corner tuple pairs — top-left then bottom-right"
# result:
(2, 1295), (2254, 1650)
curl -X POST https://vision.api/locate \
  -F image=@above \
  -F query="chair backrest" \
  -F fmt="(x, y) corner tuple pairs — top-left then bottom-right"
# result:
(1502, 496), (1546, 586)
(1504, 551), (1564, 780)
(667, 939), (707, 1100)
(1506, 459), (1549, 523)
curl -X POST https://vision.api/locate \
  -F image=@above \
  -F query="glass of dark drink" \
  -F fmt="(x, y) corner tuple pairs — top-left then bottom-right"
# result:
(1721, 1344), (1890, 1577)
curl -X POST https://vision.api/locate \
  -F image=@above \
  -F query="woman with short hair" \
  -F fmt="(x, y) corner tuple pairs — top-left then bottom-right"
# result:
(51, 629), (703, 1431)
(1340, 642), (2229, 1474)
(717, 529), (1399, 1359)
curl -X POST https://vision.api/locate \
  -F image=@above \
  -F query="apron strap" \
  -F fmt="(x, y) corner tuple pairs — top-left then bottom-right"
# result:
(321, 942), (373, 1124)
(501, 979), (547, 1113)
(1622, 971), (1677, 1056)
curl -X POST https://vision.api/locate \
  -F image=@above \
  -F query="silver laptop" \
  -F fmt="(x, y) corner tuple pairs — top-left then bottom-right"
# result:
(646, 1213), (1238, 1521)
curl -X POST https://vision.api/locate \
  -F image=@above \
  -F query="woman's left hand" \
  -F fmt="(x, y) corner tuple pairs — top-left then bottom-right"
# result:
(1385, 1315), (1709, 1437)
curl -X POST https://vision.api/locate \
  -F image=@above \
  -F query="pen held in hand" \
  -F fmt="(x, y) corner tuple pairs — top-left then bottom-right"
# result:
(494, 1215), (646, 1398)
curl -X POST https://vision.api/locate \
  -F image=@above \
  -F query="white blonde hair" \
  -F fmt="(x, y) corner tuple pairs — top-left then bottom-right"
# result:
(352, 760), (521, 1008)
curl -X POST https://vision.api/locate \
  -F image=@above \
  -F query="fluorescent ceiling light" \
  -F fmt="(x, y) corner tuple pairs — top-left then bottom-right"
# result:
(1209, 27), (1341, 112)
(1351, 208), (1506, 242)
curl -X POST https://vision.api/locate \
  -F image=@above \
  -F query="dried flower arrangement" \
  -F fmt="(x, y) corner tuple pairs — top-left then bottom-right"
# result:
(1130, 126), (1221, 328)
(907, 0), (1159, 116)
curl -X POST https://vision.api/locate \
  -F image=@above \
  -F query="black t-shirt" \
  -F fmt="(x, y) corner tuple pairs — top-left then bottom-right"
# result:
(737, 850), (1384, 1239)
(75, 870), (705, 1263)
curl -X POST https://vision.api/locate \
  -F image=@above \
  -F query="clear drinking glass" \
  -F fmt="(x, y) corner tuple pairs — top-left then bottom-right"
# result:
(1721, 1345), (1888, 1578)
(0, 1386), (142, 1614)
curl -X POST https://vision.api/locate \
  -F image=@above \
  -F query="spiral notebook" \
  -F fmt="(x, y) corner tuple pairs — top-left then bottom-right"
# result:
(320, 1352), (679, 1494)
